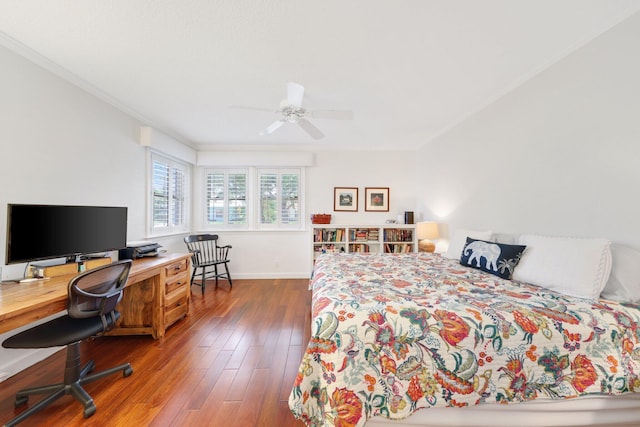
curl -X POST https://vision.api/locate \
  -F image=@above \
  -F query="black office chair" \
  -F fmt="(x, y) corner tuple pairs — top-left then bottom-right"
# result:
(2, 260), (134, 426)
(184, 234), (233, 293)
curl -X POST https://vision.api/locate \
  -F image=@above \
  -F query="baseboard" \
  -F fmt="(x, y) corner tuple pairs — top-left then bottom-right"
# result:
(229, 272), (312, 280)
(0, 347), (61, 383)
(0, 312), (66, 383)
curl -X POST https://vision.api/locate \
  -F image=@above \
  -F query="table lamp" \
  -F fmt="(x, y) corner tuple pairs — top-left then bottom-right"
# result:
(416, 222), (440, 253)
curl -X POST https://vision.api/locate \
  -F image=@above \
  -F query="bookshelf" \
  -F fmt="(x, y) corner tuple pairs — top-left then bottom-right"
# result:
(383, 228), (415, 253)
(312, 224), (416, 264)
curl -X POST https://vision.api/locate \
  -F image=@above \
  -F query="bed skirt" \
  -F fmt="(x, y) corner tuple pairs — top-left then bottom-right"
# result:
(364, 394), (640, 427)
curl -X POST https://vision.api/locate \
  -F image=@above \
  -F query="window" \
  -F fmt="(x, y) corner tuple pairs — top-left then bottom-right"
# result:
(150, 152), (190, 235)
(205, 169), (248, 227)
(201, 167), (303, 230)
(258, 169), (300, 228)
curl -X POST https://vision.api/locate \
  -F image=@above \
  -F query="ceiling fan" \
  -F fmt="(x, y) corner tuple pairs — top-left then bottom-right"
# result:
(230, 82), (354, 140)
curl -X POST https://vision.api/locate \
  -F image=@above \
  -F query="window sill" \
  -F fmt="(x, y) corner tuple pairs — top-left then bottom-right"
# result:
(147, 227), (308, 240)
(196, 227), (307, 233)
(145, 230), (191, 240)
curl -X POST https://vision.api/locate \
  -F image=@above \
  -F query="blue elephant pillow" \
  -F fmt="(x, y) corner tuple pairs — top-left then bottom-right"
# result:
(460, 237), (527, 280)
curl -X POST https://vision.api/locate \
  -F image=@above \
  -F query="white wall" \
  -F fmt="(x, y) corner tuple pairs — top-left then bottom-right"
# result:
(308, 151), (418, 226)
(0, 44), (141, 378)
(0, 44), (419, 283)
(0, 44), (191, 379)
(416, 12), (640, 250)
(9, 10), (637, 380)
(0, 44), (418, 378)
(0, 45), (150, 280)
(178, 150), (417, 279)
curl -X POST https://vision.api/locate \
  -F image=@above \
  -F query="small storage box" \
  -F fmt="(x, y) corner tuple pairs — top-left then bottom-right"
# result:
(311, 214), (332, 224)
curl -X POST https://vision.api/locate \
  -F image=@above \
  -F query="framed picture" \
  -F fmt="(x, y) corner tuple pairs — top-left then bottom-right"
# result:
(334, 187), (358, 211)
(365, 187), (389, 212)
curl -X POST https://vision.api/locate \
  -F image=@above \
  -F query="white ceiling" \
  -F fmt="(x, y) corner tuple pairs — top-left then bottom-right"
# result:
(1, 1), (639, 151)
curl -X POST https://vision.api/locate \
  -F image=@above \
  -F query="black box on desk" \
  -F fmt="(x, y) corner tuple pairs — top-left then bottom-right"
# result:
(118, 242), (162, 260)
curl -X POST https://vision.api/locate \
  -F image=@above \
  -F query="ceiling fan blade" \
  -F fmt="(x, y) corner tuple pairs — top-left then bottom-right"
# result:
(310, 109), (354, 120)
(287, 82), (305, 108)
(298, 119), (325, 140)
(260, 120), (285, 135)
(228, 104), (274, 113)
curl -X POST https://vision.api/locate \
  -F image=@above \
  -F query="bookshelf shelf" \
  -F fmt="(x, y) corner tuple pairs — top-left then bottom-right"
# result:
(312, 224), (416, 264)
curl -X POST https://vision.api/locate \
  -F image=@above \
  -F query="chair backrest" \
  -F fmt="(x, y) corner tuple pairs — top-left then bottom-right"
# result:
(184, 234), (224, 266)
(67, 260), (132, 319)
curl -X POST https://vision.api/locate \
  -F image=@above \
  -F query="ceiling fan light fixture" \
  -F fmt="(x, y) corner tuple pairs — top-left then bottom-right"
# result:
(280, 105), (308, 123)
(232, 81), (353, 140)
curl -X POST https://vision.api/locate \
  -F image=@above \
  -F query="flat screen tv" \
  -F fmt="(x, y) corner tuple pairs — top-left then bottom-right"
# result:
(6, 204), (128, 265)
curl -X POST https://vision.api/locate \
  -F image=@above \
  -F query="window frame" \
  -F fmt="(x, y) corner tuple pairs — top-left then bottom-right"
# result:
(198, 166), (304, 231)
(256, 168), (303, 230)
(203, 167), (250, 230)
(148, 151), (191, 237)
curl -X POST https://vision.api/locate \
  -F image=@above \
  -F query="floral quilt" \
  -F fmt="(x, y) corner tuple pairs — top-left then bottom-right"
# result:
(288, 253), (640, 427)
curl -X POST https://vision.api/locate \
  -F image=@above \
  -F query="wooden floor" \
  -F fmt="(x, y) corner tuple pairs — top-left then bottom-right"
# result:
(0, 279), (311, 427)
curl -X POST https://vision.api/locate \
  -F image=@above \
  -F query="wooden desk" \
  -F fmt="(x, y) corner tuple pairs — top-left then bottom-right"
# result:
(0, 253), (191, 339)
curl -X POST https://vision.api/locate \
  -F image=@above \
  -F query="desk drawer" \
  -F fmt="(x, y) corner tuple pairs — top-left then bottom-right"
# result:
(165, 286), (187, 306)
(164, 289), (188, 327)
(165, 259), (188, 278)
(165, 271), (189, 295)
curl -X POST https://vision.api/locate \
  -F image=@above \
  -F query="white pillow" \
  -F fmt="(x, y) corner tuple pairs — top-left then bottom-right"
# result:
(600, 244), (640, 303)
(512, 235), (612, 301)
(443, 229), (493, 260)
(494, 233), (517, 245)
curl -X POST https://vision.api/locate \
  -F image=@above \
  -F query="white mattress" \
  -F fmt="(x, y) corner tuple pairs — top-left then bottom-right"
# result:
(364, 394), (640, 427)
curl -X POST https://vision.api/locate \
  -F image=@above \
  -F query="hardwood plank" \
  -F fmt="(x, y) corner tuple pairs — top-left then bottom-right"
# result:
(184, 350), (233, 410)
(147, 368), (207, 425)
(225, 345), (262, 401)
(209, 401), (242, 427)
(0, 279), (310, 427)
(235, 368), (270, 426)
(190, 369), (238, 424)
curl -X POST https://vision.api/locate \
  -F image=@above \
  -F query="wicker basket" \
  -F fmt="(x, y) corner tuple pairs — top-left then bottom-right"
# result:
(311, 214), (332, 224)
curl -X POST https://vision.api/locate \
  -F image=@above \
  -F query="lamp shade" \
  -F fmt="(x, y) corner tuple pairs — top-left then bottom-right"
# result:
(416, 222), (440, 240)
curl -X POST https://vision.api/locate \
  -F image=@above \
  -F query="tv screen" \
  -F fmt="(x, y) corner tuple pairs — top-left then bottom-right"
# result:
(6, 204), (128, 264)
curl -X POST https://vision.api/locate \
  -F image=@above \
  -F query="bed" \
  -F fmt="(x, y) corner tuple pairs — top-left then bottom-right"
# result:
(288, 240), (640, 427)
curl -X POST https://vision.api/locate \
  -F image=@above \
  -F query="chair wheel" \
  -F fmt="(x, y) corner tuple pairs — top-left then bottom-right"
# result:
(124, 366), (133, 377)
(83, 403), (96, 418)
(15, 395), (28, 407)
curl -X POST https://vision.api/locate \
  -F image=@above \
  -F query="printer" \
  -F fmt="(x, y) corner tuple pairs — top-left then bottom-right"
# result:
(119, 241), (163, 260)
